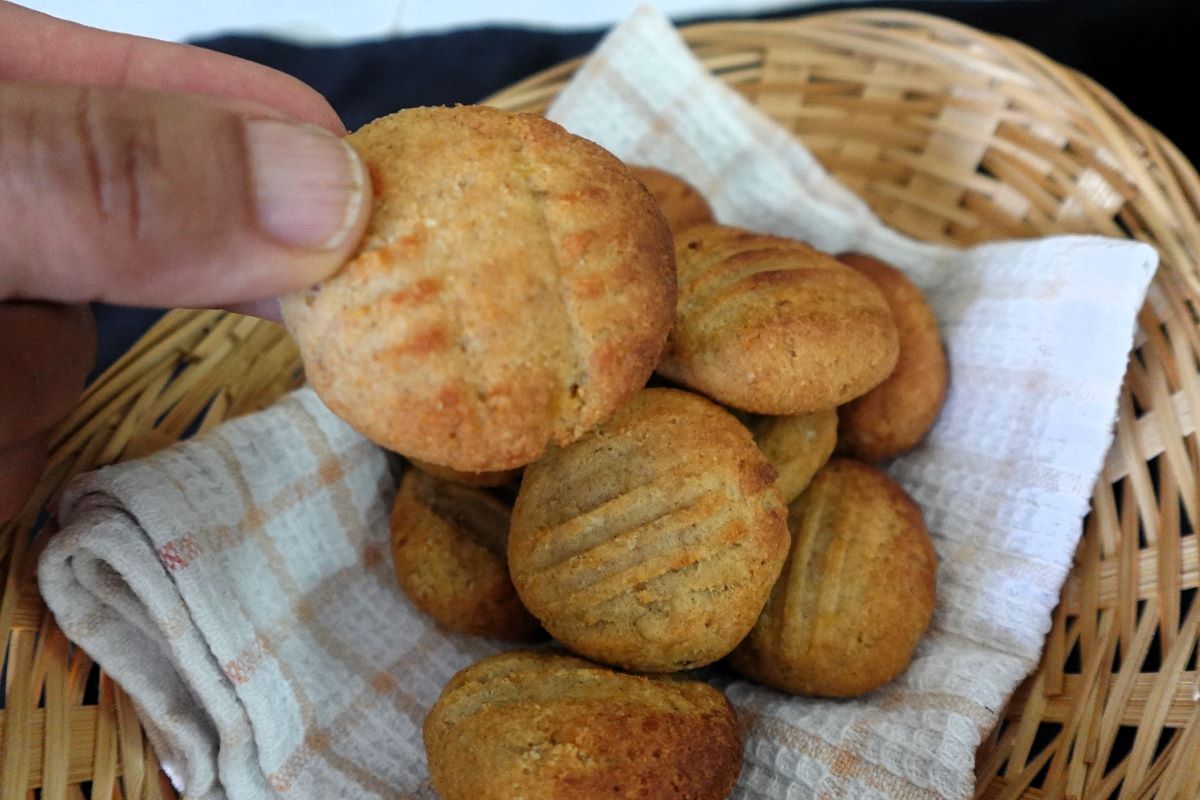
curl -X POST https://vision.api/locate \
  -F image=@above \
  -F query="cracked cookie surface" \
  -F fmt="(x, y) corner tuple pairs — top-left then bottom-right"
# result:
(424, 651), (742, 800)
(659, 225), (898, 415)
(283, 106), (676, 471)
(508, 388), (789, 672)
(730, 458), (937, 697)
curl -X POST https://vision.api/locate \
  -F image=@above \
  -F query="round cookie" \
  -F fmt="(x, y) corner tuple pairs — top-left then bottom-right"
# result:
(658, 225), (898, 414)
(509, 388), (789, 672)
(408, 457), (520, 489)
(390, 469), (540, 642)
(629, 165), (715, 234)
(283, 106), (677, 472)
(745, 409), (838, 503)
(424, 651), (742, 800)
(836, 252), (948, 462)
(729, 458), (937, 697)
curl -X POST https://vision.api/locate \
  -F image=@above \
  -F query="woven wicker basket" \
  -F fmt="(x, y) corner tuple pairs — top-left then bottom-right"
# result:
(2, 9), (1198, 799)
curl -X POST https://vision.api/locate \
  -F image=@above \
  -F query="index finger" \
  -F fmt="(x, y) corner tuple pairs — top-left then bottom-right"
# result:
(0, 1), (344, 132)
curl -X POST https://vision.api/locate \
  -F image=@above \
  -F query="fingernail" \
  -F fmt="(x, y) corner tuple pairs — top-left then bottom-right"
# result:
(245, 119), (366, 250)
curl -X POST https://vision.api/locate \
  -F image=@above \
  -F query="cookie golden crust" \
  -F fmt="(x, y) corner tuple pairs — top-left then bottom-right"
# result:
(424, 651), (742, 800)
(282, 106), (677, 472)
(407, 457), (520, 489)
(729, 458), (937, 697)
(745, 409), (838, 503)
(835, 252), (948, 462)
(629, 166), (716, 234)
(508, 388), (789, 672)
(658, 225), (899, 414)
(390, 469), (540, 642)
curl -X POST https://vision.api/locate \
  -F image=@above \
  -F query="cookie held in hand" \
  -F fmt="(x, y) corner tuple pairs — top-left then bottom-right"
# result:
(283, 105), (676, 472)
(424, 651), (742, 800)
(509, 388), (789, 672)
(729, 458), (937, 697)
(835, 252), (948, 462)
(659, 225), (898, 414)
(390, 468), (540, 642)
(629, 165), (715, 234)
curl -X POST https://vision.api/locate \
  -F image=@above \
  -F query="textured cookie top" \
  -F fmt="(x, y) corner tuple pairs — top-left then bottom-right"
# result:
(282, 106), (676, 471)
(390, 469), (539, 641)
(659, 225), (898, 414)
(424, 651), (741, 800)
(836, 252), (948, 462)
(745, 409), (838, 503)
(508, 388), (789, 672)
(403, 468), (511, 556)
(629, 166), (715, 234)
(730, 458), (937, 697)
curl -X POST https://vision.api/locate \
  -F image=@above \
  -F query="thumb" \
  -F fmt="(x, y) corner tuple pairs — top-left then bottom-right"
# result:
(0, 82), (370, 307)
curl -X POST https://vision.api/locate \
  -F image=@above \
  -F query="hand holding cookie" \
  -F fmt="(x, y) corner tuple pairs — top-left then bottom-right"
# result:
(0, 2), (371, 521)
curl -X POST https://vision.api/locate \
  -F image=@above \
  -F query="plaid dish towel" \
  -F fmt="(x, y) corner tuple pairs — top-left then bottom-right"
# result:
(40, 6), (1157, 800)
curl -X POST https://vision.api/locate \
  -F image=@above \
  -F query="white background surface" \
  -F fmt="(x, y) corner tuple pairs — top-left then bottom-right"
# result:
(18, 0), (831, 42)
(24, 0), (1030, 44)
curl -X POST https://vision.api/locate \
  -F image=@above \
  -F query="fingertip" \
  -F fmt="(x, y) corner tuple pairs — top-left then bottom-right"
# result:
(0, 84), (371, 310)
(235, 128), (371, 307)
(246, 120), (372, 286)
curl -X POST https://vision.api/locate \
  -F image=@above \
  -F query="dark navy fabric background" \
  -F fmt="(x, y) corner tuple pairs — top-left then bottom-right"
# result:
(91, 0), (1196, 378)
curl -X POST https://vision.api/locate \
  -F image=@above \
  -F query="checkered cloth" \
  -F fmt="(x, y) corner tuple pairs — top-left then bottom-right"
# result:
(40, 6), (1157, 799)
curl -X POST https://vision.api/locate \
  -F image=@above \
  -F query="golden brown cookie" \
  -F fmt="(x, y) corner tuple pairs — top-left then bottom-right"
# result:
(424, 651), (742, 800)
(283, 106), (676, 472)
(745, 409), (838, 502)
(408, 457), (520, 489)
(508, 388), (789, 672)
(659, 225), (899, 414)
(835, 252), (948, 462)
(390, 469), (540, 641)
(729, 458), (936, 697)
(629, 165), (715, 234)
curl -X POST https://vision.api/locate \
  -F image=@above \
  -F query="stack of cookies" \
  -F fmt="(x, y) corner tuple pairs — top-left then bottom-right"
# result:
(283, 106), (947, 800)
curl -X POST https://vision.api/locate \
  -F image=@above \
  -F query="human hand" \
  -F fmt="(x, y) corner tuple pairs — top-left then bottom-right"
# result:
(0, 1), (372, 520)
